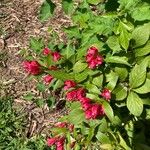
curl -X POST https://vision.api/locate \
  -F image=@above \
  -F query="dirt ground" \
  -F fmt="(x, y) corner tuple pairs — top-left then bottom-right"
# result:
(0, 0), (71, 137)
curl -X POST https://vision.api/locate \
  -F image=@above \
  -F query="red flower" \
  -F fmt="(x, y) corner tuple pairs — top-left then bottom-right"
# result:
(23, 60), (41, 75)
(66, 90), (77, 101)
(52, 52), (61, 62)
(80, 97), (91, 111)
(86, 47), (98, 63)
(43, 48), (51, 55)
(85, 108), (93, 119)
(86, 46), (103, 69)
(43, 75), (53, 84)
(64, 80), (76, 90)
(56, 137), (65, 150)
(55, 122), (67, 128)
(87, 46), (98, 55)
(85, 104), (104, 119)
(76, 88), (86, 100)
(47, 137), (56, 147)
(101, 88), (111, 101)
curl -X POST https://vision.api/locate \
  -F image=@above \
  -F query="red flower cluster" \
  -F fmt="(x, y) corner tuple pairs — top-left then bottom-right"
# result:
(80, 97), (105, 119)
(66, 88), (105, 119)
(86, 46), (103, 69)
(23, 60), (41, 75)
(66, 88), (86, 101)
(66, 86), (112, 119)
(64, 80), (76, 90)
(43, 48), (61, 62)
(47, 122), (74, 150)
(101, 88), (111, 101)
(43, 74), (54, 84)
(47, 136), (65, 150)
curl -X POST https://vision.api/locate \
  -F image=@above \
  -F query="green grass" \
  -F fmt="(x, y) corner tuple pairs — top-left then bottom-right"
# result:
(0, 96), (50, 150)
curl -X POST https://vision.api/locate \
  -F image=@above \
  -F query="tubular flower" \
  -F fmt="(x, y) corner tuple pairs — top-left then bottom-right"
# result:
(66, 88), (86, 101)
(85, 104), (105, 119)
(47, 137), (57, 147)
(76, 88), (86, 100)
(23, 60), (41, 75)
(56, 137), (65, 150)
(86, 46), (103, 69)
(66, 90), (78, 101)
(43, 75), (53, 84)
(43, 48), (51, 55)
(64, 80), (76, 90)
(101, 88), (111, 101)
(52, 52), (61, 62)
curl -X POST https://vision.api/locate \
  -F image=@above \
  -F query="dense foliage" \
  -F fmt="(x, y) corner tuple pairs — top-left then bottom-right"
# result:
(21, 0), (150, 149)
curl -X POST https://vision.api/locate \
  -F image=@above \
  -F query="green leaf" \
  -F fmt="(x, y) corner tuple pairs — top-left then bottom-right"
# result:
(36, 99), (45, 108)
(64, 26), (80, 39)
(135, 41), (150, 57)
(105, 56), (131, 66)
(39, 0), (56, 22)
(113, 84), (127, 101)
(106, 71), (119, 91)
(36, 83), (46, 92)
(133, 79), (150, 94)
(62, 43), (75, 59)
(119, 28), (130, 50)
(89, 17), (115, 36)
(118, 0), (140, 11)
(75, 70), (88, 83)
(68, 109), (85, 125)
(142, 98), (150, 105)
(87, 0), (103, 5)
(47, 70), (74, 81)
(70, 102), (81, 110)
(100, 144), (113, 150)
(131, 4), (150, 21)
(62, 0), (74, 15)
(23, 93), (34, 101)
(92, 75), (103, 88)
(132, 24), (150, 48)
(96, 132), (110, 144)
(30, 37), (44, 53)
(53, 79), (64, 91)
(86, 93), (101, 101)
(114, 67), (128, 81)
(73, 61), (88, 73)
(98, 118), (108, 132)
(103, 101), (114, 122)
(106, 36), (122, 54)
(127, 91), (143, 116)
(117, 132), (131, 150)
(86, 84), (100, 94)
(116, 21), (131, 50)
(73, 12), (90, 28)
(81, 30), (94, 47)
(129, 63), (146, 89)
(87, 127), (95, 142)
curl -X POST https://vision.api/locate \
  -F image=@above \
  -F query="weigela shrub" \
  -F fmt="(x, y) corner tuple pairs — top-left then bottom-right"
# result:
(22, 0), (150, 149)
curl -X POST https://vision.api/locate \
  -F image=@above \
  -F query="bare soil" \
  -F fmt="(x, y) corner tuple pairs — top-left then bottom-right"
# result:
(0, 0), (71, 137)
